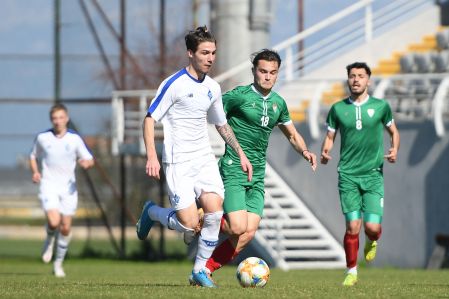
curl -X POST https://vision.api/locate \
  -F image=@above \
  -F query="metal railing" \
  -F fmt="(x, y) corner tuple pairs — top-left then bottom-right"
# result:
(111, 90), (157, 156)
(214, 0), (433, 87)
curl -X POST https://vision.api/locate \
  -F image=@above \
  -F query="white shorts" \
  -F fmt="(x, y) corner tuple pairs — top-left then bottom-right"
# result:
(164, 153), (224, 210)
(38, 181), (78, 216)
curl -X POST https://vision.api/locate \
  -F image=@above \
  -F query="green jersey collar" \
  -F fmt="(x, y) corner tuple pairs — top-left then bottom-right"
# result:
(251, 84), (271, 100)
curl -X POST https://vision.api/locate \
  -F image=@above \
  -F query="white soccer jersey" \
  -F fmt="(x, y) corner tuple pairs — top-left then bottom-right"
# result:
(30, 129), (93, 189)
(147, 68), (227, 163)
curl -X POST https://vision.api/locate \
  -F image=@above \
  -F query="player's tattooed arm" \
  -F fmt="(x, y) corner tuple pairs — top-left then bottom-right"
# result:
(216, 123), (241, 154)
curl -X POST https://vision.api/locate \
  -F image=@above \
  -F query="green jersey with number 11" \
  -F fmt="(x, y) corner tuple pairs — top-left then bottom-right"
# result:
(326, 96), (394, 176)
(221, 84), (291, 171)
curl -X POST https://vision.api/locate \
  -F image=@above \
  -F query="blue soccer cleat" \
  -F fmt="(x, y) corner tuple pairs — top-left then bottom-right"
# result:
(190, 270), (217, 288)
(136, 201), (155, 240)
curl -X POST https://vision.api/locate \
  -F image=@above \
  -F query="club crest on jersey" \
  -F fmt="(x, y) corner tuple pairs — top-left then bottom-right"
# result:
(252, 102), (256, 108)
(172, 194), (180, 204)
(367, 108), (375, 117)
(272, 103), (278, 112)
(207, 90), (213, 101)
(65, 144), (71, 151)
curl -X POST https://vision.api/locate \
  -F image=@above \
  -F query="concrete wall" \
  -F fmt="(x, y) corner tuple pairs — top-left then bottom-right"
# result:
(266, 120), (449, 268)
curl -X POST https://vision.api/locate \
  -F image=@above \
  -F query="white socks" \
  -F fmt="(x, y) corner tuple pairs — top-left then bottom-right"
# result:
(347, 266), (357, 275)
(193, 211), (223, 273)
(55, 233), (72, 264)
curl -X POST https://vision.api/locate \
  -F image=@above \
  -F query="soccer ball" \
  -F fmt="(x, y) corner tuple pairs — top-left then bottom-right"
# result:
(236, 257), (270, 288)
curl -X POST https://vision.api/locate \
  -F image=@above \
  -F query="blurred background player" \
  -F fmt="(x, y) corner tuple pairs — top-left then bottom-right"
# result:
(320, 62), (400, 287)
(202, 49), (317, 278)
(135, 26), (252, 288)
(29, 103), (94, 277)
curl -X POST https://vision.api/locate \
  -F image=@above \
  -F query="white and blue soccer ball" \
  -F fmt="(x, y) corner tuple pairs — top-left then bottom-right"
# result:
(236, 257), (270, 288)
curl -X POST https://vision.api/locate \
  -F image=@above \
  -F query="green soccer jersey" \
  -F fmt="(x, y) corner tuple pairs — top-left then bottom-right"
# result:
(221, 84), (291, 174)
(326, 96), (393, 176)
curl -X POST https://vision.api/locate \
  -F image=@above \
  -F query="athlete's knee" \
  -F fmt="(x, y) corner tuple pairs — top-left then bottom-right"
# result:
(59, 224), (71, 236)
(228, 221), (247, 236)
(47, 212), (61, 229)
(345, 219), (362, 235)
(364, 223), (382, 240)
(47, 220), (59, 230)
(177, 210), (200, 229)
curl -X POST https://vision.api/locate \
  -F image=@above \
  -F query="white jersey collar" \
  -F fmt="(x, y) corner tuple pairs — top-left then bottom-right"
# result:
(348, 94), (370, 106)
(251, 84), (271, 100)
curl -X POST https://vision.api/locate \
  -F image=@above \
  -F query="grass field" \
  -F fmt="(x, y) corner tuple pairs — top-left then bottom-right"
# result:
(1, 239), (449, 298)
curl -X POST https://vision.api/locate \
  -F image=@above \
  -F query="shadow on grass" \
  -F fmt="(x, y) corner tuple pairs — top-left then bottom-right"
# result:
(77, 240), (188, 262)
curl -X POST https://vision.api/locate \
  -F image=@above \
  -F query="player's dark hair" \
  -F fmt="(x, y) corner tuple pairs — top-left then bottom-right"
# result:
(251, 49), (282, 68)
(49, 103), (68, 118)
(346, 62), (371, 77)
(185, 25), (216, 53)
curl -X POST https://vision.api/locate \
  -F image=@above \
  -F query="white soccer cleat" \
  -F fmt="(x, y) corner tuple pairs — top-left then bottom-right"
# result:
(41, 237), (55, 264)
(53, 261), (66, 278)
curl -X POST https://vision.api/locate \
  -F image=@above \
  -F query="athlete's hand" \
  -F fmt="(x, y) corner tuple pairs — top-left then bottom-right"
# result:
(146, 156), (161, 179)
(320, 149), (332, 164)
(78, 159), (94, 169)
(32, 172), (41, 184)
(384, 147), (398, 163)
(240, 154), (253, 182)
(303, 150), (317, 171)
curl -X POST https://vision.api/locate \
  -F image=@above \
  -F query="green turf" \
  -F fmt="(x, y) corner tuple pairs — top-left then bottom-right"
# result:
(0, 239), (449, 298)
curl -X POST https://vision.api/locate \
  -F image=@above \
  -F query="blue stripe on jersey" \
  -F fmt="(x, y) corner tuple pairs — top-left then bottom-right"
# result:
(148, 68), (187, 115)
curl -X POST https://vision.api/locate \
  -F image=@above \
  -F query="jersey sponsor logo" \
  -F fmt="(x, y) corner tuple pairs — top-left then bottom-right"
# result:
(202, 239), (218, 247)
(187, 93), (193, 98)
(207, 90), (213, 101)
(227, 159), (233, 165)
(367, 108), (375, 117)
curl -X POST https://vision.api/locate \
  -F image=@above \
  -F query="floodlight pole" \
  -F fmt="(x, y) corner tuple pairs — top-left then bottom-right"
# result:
(159, 0), (166, 259)
(54, 0), (61, 103)
(119, 0), (127, 259)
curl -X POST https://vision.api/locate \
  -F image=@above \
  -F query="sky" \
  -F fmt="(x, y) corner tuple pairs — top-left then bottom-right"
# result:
(0, 0), (432, 167)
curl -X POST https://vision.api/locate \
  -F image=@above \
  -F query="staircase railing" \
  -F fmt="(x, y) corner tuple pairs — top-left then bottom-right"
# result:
(214, 0), (433, 88)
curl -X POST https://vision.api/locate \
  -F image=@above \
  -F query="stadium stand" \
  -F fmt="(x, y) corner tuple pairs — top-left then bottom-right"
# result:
(316, 28), (449, 123)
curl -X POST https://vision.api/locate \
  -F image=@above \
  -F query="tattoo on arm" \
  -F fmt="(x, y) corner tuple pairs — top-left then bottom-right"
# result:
(216, 124), (241, 154)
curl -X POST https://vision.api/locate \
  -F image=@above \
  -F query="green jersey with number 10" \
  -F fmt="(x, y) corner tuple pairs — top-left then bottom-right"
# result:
(221, 84), (291, 170)
(326, 96), (394, 176)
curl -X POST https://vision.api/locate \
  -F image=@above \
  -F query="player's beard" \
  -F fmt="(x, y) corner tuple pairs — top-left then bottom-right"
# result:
(350, 85), (367, 97)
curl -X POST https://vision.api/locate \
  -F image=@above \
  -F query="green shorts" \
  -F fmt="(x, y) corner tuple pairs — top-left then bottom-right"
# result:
(338, 171), (384, 223)
(219, 158), (265, 217)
